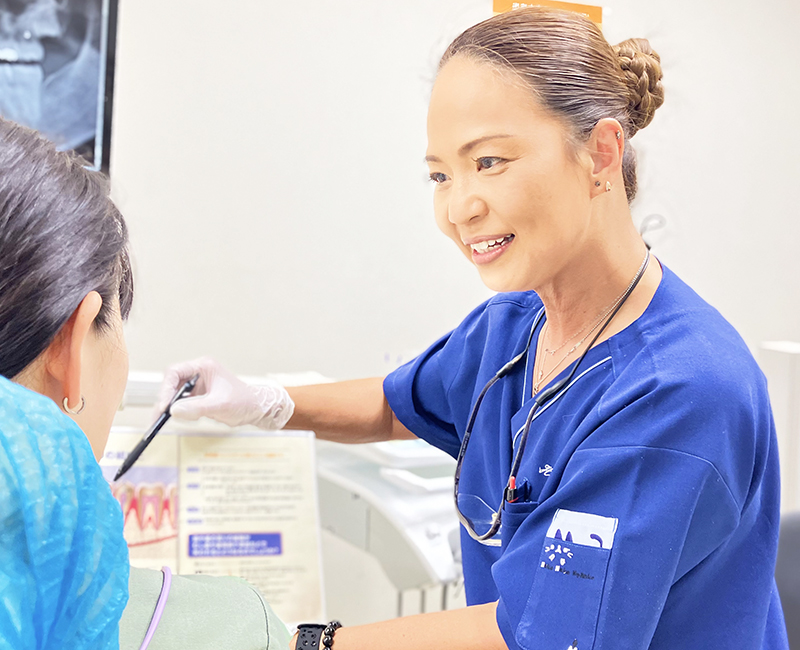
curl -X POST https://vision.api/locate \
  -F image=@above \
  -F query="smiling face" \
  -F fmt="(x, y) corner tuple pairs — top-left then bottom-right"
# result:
(426, 55), (596, 293)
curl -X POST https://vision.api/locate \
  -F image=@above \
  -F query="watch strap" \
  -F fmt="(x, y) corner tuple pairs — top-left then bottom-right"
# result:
(297, 621), (343, 649)
(296, 624), (327, 649)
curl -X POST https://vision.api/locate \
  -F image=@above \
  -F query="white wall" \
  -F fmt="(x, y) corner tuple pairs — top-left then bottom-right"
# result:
(111, 0), (800, 380)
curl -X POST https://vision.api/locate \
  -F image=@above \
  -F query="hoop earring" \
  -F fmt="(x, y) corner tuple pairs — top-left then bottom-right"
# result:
(63, 396), (86, 415)
(605, 181), (612, 192)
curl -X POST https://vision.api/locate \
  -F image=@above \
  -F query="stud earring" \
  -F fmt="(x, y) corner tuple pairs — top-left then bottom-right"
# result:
(595, 181), (601, 187)
(63, 396), (86, 415)
(616, 131), (622, 140)
(605, 181), (612, 192)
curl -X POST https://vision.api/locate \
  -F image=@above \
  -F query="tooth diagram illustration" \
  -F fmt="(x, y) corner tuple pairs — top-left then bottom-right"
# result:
(139, 484), (165, 529)
(112, 482), (178, 537)
(114, 482), (135, 522)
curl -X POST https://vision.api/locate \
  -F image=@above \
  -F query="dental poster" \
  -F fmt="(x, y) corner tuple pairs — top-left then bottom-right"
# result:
(100, 428), (324, 624)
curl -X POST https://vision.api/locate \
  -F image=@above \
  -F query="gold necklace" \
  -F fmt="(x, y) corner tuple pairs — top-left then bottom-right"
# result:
(533, 317), (605, 394)
(533, 251), (650, 395)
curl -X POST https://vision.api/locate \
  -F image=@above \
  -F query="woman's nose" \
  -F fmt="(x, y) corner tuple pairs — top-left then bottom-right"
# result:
(447, 181), (488, 225)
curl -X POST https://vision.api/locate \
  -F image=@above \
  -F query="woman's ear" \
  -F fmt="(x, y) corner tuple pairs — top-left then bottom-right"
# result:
(588, 118), (625, 194)
(44, 292), (103, 412)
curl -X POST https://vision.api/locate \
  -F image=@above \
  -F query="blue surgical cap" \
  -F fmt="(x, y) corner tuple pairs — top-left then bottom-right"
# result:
(0, 376), (129, 650)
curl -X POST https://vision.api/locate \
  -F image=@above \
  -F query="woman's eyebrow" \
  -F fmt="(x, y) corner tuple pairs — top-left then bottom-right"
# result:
(424, 134), (514, 163)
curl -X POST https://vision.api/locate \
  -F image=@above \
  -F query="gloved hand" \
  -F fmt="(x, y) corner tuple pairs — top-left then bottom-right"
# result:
(154, 358), (295, 430)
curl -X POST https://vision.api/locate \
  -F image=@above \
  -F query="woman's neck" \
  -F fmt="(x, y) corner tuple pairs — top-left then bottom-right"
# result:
(535, 227), (661, 350)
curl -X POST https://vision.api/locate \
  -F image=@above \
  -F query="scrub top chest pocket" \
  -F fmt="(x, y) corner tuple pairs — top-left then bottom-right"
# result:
(517, 510), (618, 650)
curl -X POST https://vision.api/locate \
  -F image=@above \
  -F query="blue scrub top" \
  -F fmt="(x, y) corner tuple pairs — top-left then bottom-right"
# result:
(384, 266), (788, 650)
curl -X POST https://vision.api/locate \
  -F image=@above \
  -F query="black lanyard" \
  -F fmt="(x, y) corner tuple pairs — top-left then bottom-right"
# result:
(453, 253), (650, 544)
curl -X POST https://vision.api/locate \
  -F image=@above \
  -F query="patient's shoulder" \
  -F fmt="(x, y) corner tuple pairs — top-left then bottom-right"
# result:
(122, 567), (291, 650)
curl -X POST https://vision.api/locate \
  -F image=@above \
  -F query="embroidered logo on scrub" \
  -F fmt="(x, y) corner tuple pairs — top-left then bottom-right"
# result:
(539, 509), (619, 581)
(542, 541), (574, 571)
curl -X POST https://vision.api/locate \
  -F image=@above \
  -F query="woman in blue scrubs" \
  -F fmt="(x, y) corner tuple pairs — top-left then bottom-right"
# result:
(160, 7), (788, 649)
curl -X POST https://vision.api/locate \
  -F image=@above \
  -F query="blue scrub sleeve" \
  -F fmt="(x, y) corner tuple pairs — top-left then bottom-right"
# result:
(383, 332), (463, 458)
(384, 294), (540, 459)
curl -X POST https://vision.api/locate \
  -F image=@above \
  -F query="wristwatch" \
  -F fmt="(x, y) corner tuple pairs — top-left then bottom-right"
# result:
(296, 620), (342, 648)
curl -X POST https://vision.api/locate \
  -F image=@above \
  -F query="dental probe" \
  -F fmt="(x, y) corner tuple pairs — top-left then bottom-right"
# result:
(114, 373), (200, 481)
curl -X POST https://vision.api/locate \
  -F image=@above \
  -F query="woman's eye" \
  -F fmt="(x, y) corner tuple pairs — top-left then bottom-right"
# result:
(475, 156), (505, 171)
(429, 172), (449, 184)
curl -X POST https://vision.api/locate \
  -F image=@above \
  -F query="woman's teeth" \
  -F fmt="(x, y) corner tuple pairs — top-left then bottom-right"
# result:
(471, 236), (512, 253)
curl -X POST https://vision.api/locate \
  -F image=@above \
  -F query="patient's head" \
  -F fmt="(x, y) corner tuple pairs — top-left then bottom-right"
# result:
(0, 118), (134, 458)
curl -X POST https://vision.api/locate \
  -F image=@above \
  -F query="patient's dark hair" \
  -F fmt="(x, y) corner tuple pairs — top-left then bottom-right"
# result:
(0, 118), (134, 379)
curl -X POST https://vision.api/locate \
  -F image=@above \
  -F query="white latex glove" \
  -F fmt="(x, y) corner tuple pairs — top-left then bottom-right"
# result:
(154, 357), (295, 430)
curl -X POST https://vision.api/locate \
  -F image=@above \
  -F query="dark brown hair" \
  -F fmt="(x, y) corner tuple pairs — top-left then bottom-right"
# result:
(440, 7), (665, 202)
(0, 118), (134, 378)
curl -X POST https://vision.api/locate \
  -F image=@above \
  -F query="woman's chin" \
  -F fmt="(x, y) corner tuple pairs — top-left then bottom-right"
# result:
(476, 268), (534, 294)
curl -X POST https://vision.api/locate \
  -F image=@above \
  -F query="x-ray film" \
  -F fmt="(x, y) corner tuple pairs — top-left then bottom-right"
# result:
(0, 0), (118, 172)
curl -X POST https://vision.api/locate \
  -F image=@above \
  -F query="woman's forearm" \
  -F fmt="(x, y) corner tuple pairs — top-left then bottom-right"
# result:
(285, 377), (415, 444)
(291, 603), (507, 650)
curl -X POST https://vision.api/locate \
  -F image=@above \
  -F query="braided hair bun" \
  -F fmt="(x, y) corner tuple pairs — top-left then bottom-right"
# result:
(614, 38), (664, 136)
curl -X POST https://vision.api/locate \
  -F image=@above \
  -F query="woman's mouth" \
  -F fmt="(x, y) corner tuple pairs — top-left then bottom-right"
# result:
(469, 235), (514, 264)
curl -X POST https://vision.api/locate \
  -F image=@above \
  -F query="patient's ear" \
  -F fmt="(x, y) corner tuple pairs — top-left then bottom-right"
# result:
(44, 292), (103, 411)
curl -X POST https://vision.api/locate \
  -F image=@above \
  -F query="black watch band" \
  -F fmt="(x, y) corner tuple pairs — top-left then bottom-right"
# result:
(296, 624), (326, 649)
(296, 621), (342, 649)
